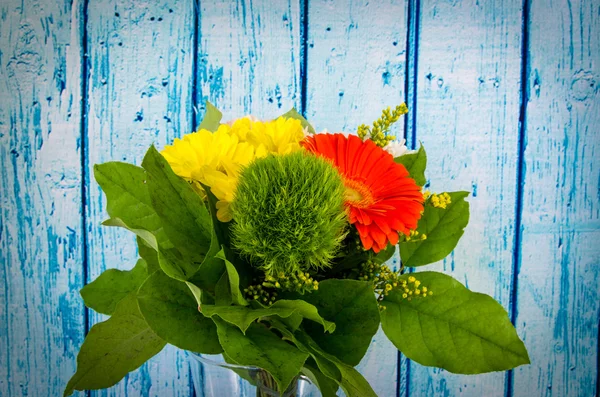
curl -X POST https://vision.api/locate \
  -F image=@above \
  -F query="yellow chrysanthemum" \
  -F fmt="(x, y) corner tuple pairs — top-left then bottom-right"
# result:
(161, 117), (306, 222)
(229, 117), (306, 155)
(161, 126), (257, 222)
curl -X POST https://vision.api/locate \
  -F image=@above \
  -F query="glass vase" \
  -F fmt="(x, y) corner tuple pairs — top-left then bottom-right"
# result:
(188, 353), (321, 397)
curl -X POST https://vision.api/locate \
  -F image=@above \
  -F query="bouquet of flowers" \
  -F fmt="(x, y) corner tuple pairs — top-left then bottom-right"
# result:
(64, 103), (529, 397)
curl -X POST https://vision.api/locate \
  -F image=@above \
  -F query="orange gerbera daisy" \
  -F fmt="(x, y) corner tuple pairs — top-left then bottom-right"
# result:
(302, 133), (424, 252)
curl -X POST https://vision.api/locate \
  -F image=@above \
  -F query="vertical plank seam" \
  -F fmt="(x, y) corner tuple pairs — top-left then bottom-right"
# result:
(399, 1), (420, 396)
(505, 0), (530, 396)
(403, 0), (420, 150)
(78, 0), (91, 394)
(80, 0), (90, 330)
(189, 2), (201, 396)
(299, 0), (309, 116)
(192, 0), (200, 130)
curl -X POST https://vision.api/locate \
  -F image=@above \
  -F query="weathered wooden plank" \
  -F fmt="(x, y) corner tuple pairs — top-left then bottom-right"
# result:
(194, 0), (301, 394)
(511, 0), (600, 396)
(196, 0), (302, 120)
(407, 1), (523, 396)
(305, 1), (409, 395)
(0, 0), (85, 396)
(85, 1), (195, 396)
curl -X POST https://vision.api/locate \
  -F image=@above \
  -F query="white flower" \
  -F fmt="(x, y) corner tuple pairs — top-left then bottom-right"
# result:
(384, 139), (409, 157)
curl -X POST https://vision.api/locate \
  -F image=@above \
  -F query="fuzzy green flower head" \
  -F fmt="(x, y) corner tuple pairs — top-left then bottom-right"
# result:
(231, 151), (348, 275)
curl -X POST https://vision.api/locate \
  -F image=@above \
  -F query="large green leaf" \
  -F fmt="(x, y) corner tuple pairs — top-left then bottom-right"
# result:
(394, 144), (427, 186)
(213, 318), (309, 393)
(142, 146), (212, 279)
(380, 271), (530, 374)
(63, 294), (165, 397)
(399, 191), (470, 267)
(80, 259), (148, 315)
(300, 279), (380, 366)
(301, 361), (339, 397)
(198, 184), (253, 287)
(137, 270), (222, 354)
(279, 108), (316, 134)
(198, 101), (223, 132)
(137, 236), (161, 274)
(94, 162), (168, 249)
(214, 250), (248, 306)
(201, 299), (335, 334)
(293, 330), (377, 397)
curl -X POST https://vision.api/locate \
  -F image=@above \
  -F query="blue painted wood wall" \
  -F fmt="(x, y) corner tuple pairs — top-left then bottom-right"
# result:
(1, 0), (598, 396)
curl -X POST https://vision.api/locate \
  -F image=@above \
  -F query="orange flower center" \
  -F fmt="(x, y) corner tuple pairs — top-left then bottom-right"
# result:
(343, 178), (375, 208)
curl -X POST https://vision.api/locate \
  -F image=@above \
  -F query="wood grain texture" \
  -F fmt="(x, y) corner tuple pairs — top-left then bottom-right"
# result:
(0, 0), (86, 396)
(511, 0), (600, 396)
(407, 1), (523, 396)
(194, 1), (301, 395)
(1, 1), (599, 396)
(305, 1), (409, 395)
(84, 1), (195, 395)
(196, 0), (301, 120)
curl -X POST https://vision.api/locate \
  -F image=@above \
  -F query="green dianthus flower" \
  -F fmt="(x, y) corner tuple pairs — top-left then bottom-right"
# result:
(231, 151), (348, 275)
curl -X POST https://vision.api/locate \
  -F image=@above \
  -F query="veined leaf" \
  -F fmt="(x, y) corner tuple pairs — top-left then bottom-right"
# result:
(200, 184), (253, 287)
(198, 101), (223, 132)
(63, 295), (165, 397)
(213, 250), (248, 306)
(293, 330), (377, 397)
(201, 299), (335, 334)
(94, 162), (168, 248)
(399, 191), (470, 267)
(80, 259), (148, 315)
(380, 271), (530, 374)
(213, 318), (309, 393)
(137, 270), (222, 354)
(300, 279), (379, 366)
(394, 144), (427, 186)
(137, 236), (161, 274)
(279, 108), (316, 134)
(301, 361), (339, 397)
(142, 146), (212, 280)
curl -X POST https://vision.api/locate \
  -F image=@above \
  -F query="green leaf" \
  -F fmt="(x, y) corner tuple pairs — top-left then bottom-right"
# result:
(373, 243), (396, 264)
(137, 270), (222, 354)
(293, 330), (377, 397)
(201, 182), (231, 247)
(399, 191), (470, 267)
(142, 145), (213, 280)
(80, 259), (148, 315)
(201, 299), (334, 334)
(137, 236), (161, 274)
(202, 305), (295, 334)
(300, 279), (380, 366)
(213, 250), (248, 306)
(267, 320), (341, 384)
(394, 144), (427, 186)
(279, 108), (316, 134)
(270, 300), (336, 333)
(380, 271), (530, 374)
(199, 184), (253, 286)
(63, 295), (165, 397)
(213, 318), (309, 393)
(94, 162), (168, 249)
(301, 362), (339, 397)
(198, 101), (223, 132)
(186, 281), (204, 307)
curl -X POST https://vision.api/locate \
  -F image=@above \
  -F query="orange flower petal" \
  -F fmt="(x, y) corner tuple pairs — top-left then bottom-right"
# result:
(303, 133), (424, 252)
